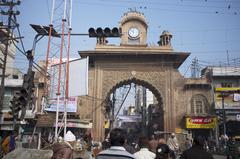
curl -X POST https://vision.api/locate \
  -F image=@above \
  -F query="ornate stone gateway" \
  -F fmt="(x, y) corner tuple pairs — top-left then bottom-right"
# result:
(79, 11), (211, 141)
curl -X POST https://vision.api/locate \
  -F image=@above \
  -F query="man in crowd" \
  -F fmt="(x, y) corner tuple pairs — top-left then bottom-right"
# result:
(134, 136), (155, 159)
(167, 133), (179, 159)
(180, 136), (214, 159)
(96, 128), (136, 159)
(155, 144), (170, 159)
(149, 135), (159, 153)
(1, 131), (18, 156)
(52, 131), (75, 159)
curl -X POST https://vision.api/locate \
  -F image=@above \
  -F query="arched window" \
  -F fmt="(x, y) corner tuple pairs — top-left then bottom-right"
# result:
(190, 94), (209, 115)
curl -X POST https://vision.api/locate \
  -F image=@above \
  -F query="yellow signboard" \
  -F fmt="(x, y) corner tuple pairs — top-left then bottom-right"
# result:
(215, 87), (240, 92)
(214, 87), (240, 109)
(186, 117), (217, 129)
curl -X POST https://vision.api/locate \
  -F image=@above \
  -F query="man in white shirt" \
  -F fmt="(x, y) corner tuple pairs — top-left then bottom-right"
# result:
(134, 136), (156, 159)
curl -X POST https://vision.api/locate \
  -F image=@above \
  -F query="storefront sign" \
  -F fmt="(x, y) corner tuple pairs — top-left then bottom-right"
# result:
(215, 87), (240, 109)
(186, 117), (217, 129)
(57, 121), (92, 128)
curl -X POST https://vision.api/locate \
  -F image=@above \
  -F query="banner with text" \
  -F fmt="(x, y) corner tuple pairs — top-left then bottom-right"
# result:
(186, 117), (217, 129)
(215, 93), (240, 110)
(44, 97), (77, 112)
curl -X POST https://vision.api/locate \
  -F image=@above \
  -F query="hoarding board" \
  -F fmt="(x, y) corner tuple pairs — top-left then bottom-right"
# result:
(68, 57), (88, 97)
(49, 57), (88, 98)
(44, 97), (77, 112)
(215, 87), (240, 109)
(186, 117), (217, 129)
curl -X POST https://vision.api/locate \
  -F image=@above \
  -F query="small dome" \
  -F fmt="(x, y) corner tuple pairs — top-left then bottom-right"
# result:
(161, 30), (172, 37)
(159, 30), (173, 46)
(120, 11), (147, 27)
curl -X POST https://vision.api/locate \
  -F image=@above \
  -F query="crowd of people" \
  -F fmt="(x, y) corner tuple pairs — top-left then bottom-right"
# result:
(0, 128), (216, 159)
(49, 128), (214, 159)
(6, 128), (236, 159)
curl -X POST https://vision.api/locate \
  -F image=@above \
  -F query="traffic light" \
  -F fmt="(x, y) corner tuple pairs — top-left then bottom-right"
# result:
(22, 71), (35, 91)
(19, 71), (35, 119)
(9, 71), (35, 120)
(216, 110), (225, 124)
(88, 27), (121, 37)
(9, 91), (22, 119)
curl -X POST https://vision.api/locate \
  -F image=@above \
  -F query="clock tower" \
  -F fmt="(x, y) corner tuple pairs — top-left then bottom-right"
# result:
(120, 11), (148, 46)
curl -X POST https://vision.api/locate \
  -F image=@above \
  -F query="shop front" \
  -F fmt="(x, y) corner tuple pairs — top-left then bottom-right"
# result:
(186, 116), (217, 139)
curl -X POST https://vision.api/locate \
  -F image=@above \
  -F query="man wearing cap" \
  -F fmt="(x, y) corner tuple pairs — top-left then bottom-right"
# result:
(52, 131), (76, 159)
(96, 128), (136, 159)
(180, 136), (214, 159)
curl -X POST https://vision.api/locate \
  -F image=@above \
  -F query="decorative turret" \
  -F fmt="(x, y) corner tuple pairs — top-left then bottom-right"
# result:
(119, 11), (148, 46)
(158, 30), (172, 46)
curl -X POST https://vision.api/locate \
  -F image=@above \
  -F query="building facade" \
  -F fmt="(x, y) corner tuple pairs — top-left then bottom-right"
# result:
(202, 66), (240, 138)
(0, 29), (16, 75)
(78, 11), (215, 141)
(0, 28), (24, 131)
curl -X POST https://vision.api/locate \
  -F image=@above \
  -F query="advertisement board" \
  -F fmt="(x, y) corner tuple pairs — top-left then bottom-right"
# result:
(44, 97), (77, 113)
(215, 87), (240, 109)
(186, 117), (217, 129)
(50, 57), (88, 99)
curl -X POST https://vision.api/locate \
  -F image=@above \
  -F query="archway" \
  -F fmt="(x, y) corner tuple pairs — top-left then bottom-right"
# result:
(104, 77), (164, 139)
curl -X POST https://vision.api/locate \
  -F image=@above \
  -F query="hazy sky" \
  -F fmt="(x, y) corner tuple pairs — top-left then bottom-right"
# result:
(2, 0), (240, 76)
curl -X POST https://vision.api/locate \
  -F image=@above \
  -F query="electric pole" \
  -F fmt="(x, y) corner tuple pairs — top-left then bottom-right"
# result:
(0, 0), (21, 118)
(191, 57), (200, 78)
(0, 1), (20, 157)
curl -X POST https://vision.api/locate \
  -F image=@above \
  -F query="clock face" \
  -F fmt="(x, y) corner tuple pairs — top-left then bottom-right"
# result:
(128, 27), (140, 38)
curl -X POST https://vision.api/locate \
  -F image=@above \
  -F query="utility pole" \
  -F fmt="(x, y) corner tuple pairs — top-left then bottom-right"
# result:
(226, 50), (230, 66)
(0, 1), (20, 157)
(0, 0), (21, 119)
(142, 87), (147, 136)
(191, 57), (200, 78)
(221, 92), (226, 137)
(110, 90), (116, 129)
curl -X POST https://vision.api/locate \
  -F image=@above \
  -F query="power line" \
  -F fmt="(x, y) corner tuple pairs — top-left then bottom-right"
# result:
(98, 0), (240, 9)
(75, 0), (240, 15)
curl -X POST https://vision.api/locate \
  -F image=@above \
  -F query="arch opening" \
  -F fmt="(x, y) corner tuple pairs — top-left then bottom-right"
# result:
(104, 78), (164, 139)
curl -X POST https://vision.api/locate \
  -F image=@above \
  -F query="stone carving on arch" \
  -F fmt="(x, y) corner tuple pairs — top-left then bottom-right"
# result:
(101, 70), (165, 112)
(190, 94), (210, 115)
